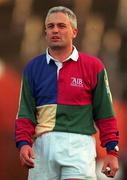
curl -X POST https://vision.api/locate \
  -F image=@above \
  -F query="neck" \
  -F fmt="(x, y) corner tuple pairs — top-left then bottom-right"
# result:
(48, 46), (73, 62)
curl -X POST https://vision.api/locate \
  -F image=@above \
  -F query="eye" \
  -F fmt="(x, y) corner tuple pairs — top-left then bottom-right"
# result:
(58, 23), (66, 29)
(47, 24), (54, 29)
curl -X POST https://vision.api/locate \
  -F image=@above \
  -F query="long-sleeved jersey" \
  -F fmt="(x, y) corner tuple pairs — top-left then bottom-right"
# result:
(15, 52), (119, 148)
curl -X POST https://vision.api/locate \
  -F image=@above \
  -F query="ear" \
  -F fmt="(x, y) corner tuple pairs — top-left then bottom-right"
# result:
(73, 28), (78, 39)
(45, 28), (47, 35)
(44, 29), (48, 40)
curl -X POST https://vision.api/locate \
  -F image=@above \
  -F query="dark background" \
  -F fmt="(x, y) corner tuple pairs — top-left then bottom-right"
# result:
(0, 0), (127, 179)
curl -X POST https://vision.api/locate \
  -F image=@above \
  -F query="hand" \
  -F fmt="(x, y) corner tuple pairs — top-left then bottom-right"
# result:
(20, 145), (35, 168)
(101, 154), (119, 178)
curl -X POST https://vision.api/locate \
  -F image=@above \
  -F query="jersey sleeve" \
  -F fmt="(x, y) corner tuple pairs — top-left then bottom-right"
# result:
(92, 68), (119, 147)
(15, 64), (37, 148)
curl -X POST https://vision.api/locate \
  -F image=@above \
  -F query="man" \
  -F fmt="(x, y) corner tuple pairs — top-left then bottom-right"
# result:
(15, 6), (119, 180)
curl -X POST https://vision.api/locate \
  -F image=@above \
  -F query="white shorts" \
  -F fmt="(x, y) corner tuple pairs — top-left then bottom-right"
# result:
(28, 132), (97, 180)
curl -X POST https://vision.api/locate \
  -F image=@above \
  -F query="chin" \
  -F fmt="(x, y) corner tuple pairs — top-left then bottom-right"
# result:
(50, 44), (64, 50)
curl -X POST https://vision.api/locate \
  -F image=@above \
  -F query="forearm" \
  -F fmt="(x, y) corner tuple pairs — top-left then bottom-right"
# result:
(95, 117), (119, 147)
(15, 118), (35, 149)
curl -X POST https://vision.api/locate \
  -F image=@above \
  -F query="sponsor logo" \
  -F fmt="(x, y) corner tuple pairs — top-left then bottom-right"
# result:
(104, 69), (112, 102)
(71, 77), (84, 87)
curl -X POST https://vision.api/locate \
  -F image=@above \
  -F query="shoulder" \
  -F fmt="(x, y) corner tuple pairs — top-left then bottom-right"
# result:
(78, 52), (104, 72)
(26, 53), (46, 68)
(23, 53), (46, 73)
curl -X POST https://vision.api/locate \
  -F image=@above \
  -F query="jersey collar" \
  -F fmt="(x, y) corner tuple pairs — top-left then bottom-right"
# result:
(46, 46), (79, 64)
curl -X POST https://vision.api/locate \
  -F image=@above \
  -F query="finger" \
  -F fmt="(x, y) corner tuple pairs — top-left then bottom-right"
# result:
(22, 161), (34, 169)
(20, 154), (34, 168)
(29, 149), (35, 159)
(102, 163), (108, 173)
(21, 156), (34, 168)
(102, 167), (117, 178)
(20, 150), (33, 163)
(102, 167), (110, 175)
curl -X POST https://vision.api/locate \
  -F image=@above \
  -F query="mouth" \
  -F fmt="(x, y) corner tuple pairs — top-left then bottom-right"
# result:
(51, 36), (60, 42)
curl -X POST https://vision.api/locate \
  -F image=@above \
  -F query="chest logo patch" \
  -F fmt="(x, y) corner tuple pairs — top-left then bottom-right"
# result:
(71, 77), (84, 87)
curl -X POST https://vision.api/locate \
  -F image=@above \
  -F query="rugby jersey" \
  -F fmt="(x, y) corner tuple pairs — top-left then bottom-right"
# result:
(15, 51), (119, 148)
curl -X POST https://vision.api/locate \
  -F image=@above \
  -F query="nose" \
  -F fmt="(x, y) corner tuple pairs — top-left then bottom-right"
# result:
(52, 25), (59, 33)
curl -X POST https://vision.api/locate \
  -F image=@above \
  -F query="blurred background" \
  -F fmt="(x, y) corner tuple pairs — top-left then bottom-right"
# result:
(0, 0), (127, 179)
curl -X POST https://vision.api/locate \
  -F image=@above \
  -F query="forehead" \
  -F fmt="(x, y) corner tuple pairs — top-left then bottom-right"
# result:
(45, 12), (71, 25)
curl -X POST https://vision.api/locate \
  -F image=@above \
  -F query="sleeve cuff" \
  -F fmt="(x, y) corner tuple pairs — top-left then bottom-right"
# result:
(105, 141), (118, 151)
(16, 141), (30, 149)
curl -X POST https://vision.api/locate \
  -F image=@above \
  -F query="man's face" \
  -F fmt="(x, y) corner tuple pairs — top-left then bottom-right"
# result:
(45, 12), (77, 49)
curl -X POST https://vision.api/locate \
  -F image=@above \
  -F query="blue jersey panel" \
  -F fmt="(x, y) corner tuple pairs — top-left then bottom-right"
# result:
(24, 54), (58, 106)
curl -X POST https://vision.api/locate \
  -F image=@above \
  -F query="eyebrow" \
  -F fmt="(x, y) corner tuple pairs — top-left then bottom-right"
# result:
(46, 22), (67, 27)
(47, 22), (66, 25)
